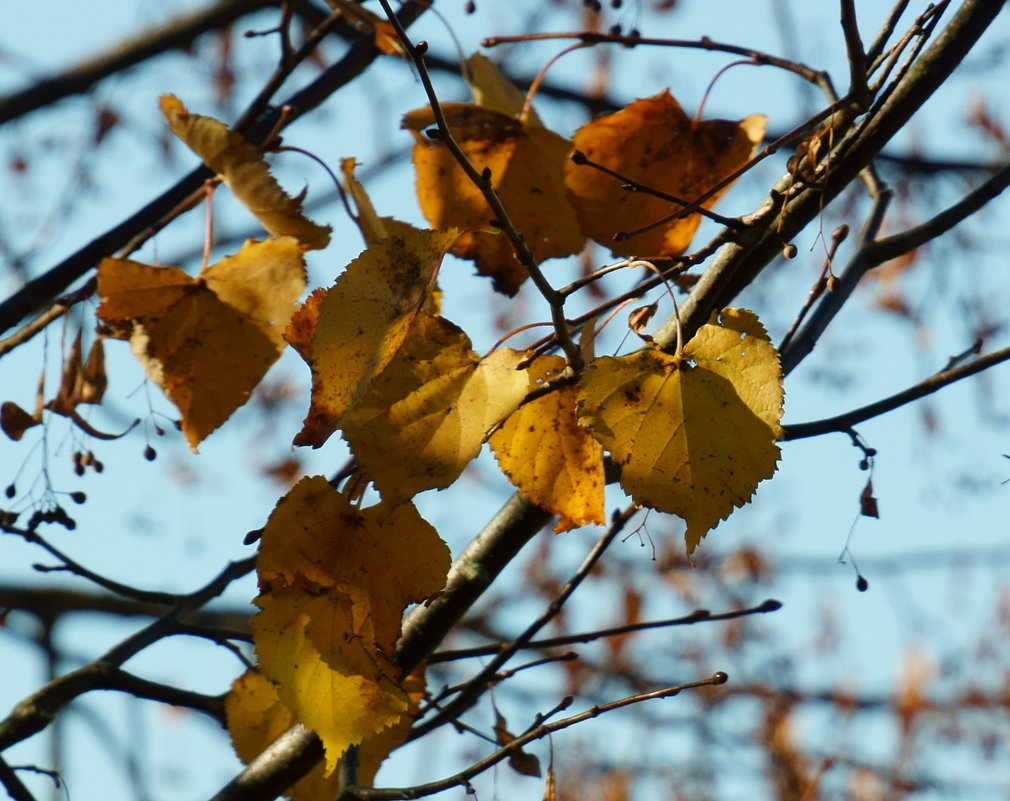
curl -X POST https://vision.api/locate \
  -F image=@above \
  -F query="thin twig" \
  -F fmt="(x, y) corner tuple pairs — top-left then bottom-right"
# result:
(0, 556), (254, 749)
(410, 505), (640, 740)
(342, 673), (729, 801)
(783, 344), (1010, 439)
(377, 0), (582, 369)
(429, 599), (782, 663)
(3, 525), (185, 606)
(482, 31), (828, 87)
(839, 0), (871, 110)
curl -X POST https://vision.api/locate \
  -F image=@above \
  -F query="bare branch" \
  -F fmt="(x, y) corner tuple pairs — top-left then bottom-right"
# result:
(783, 344), (1010, 440)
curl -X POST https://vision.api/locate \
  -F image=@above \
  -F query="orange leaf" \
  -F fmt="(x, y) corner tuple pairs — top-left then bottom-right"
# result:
(404, 104), (584, 295)
(97, 238), (306, 450)
(565, 90), (765, 256)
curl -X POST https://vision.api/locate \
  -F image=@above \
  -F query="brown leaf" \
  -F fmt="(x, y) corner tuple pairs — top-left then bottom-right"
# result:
(1, 401), (41, 441)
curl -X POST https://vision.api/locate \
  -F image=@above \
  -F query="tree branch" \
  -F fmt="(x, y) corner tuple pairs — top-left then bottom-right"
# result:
(0, 557), (253, 749)
(782, 344), (1010, 440)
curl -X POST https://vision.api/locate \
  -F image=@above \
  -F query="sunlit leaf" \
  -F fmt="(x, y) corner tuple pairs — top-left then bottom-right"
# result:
(577, 308), (782, 552)
(251, 476), (449, 774)
(287, 228), (460, 448)
(160, 94), (331, 249)
(490, 355), (605, 532)
(565, 90), (765, 256)
(464, 53), (542, 125)
(97, 238), (306, 450)
(342, 320), (530, 505)
(404, 103), (584, 295)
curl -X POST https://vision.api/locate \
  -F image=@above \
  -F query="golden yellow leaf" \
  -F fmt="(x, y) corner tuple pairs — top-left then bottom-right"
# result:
(159, 94), (330, 250)
(464, 53), (542, 126)
(490, 355), (605, 532)
(253, 592), (407, 777)
(257, 475), (451, 647)
(226, 669), (342, 801)
(342, 325), (530, 505)
(226, 668), (424, 801)
(565, 90), (765, 257)
(577, 308), (782, 553)
(252, 476), (449, 775)
(286, 228), (460, 448)
(403, 104), (584, 295)
(96, 238), (306, 450)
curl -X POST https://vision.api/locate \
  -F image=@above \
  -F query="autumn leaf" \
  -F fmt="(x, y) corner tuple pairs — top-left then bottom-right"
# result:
(97, 237), (306, 450)
(160, 94), (331, 249)
(403, 103), (584, 295)
(287, 227), (460, 448)
(490, 355), (605, 532)
(577, 308), (783, 553)
(464, 53), (542, 126)
(565, 90), (765, 257)
(252, 476), (449, 775)
(226, 667), (424, 801)
(342, 314), (530, 505)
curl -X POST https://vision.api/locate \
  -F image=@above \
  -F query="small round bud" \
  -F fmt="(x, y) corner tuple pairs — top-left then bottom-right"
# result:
(856, 575), (869, 592)
(144, 445), (157, 462)
(782, 243), (798, 259)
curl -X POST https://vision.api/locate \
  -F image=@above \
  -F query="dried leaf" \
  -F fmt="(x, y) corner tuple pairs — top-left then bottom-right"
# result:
(859, 479), (879, 518)
(494, 708), (542, 777)
(252, 476), (449, 774)
(404, 104), (584, 295)
(565, 90), (765, 256)
(287, 227), (459, 448)
(342, 316), (530, 505)
(577, 308), (782, 553)
(1, 401), (40, 441)
(490, 355), (605, 532)
(97, 238), (306, 450)
(160, 94), (330, 249)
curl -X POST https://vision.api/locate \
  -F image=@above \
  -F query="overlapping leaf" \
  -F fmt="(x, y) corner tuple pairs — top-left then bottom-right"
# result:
(403, 103), (584, 295)
(342, 313), (530, 505)
(565, 90), (765, 256)
(577, 308), (783, 553)
(96, 237), (306, 450)
(287, 228), (460, 447)
(252, 475), (449, 775)
(490, 355), (605, 532)
(226, 668), (424, 801)
(160, 94), (331, 249)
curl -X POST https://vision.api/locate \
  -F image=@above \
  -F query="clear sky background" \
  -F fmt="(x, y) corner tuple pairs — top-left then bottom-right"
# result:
(2, 1), (1009, 799)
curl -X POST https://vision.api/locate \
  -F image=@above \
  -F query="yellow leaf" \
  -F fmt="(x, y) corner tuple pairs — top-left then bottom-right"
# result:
(342, 321), (530, 505)
(226, 668), (424, 800)
(490, 355), (605, 532)
(226, 669), (341, 801)
(464, 53), (542, 126)
(403, 104), (584, 295)
(252, 476), (449, 775)
(257, 475), (451, 648)
(286, 228), (460, 448)
(253, 592), (407, 777)
(577, 308), (782, 553)
(96, 238), (306, 450)
(565, 90), (765, 257)
(159, 94), (331, 250)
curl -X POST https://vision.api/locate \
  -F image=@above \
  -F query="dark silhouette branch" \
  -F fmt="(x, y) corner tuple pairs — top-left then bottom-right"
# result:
(0, 556), (253, 750)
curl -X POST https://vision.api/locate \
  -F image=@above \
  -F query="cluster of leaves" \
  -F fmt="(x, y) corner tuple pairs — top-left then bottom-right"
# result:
(3, 58), (783, 789)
